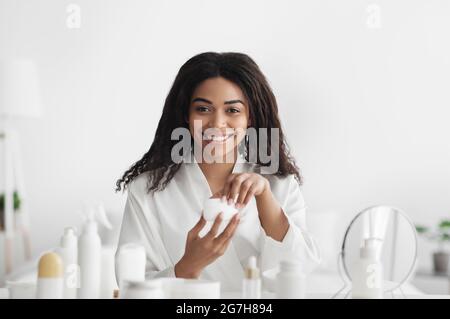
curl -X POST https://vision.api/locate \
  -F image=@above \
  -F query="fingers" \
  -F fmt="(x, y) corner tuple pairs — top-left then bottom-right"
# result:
(188, 214), (206, 240)
(204, 212), (223, 239)
(221, 173), (265, 209)
(221, 174), (237, 202)
(242, 187), (256, 206)
(226, 174), (248, 205)
(236, 178), (253, 207)
(211, 191), (222, 199)
(214, 213), (240, 246)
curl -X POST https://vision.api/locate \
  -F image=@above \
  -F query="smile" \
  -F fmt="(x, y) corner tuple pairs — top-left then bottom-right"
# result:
(202, 132), (235, 143)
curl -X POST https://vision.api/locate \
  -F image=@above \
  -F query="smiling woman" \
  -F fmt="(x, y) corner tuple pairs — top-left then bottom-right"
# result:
(115, 52), (321, 291)
(116, 52), (301, 193)
(189, 77), (249, 164)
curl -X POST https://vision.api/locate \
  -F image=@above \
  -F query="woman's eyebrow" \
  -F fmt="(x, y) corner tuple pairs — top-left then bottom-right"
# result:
(192, 97), (212, 104)
(191, 97), (245, 106)
(224, 99), (245, 105)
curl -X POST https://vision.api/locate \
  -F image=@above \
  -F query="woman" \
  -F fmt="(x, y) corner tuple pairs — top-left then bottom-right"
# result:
(115, 52), (320, 291)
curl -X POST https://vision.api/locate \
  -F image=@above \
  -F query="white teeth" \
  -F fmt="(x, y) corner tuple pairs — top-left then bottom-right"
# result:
(212, 136), (227, 141)
(203, 133), (233, 142)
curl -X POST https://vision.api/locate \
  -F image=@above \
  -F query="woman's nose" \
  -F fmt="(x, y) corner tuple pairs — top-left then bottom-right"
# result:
(210, 112), (227, 128)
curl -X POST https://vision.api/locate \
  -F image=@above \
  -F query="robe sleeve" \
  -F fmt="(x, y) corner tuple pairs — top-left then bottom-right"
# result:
(115, 178), (176, 284)
(259, 174), (321, 274)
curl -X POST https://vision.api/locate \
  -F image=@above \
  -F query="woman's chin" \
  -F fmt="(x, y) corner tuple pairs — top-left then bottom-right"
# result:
(200, 145), (237, 163)
(202, 153), (235, 163)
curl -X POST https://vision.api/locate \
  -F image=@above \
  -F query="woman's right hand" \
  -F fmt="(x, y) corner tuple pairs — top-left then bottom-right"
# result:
(174, 212), (240, 279)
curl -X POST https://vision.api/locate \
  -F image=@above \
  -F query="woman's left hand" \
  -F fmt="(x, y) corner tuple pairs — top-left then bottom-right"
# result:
(221, 173), (270, 209)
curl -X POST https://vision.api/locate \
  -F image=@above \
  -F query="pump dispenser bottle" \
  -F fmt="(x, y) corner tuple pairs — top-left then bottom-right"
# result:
(242, 256), (261, 299)
(352, 238), (383, 299)
(60, 227), (78, 298)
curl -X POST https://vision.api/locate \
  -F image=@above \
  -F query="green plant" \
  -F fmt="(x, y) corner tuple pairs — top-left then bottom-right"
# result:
(416, 219), (450, 251)
(0, 191), (21, 211)
(0, 191), (21, 231)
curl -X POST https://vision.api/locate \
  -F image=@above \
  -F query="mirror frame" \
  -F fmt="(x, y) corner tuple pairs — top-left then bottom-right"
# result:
(340, 205), (419, 293)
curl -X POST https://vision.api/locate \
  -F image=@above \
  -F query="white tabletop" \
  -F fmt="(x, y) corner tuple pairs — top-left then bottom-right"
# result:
(221, 291), (450, 299)
(2, 287), (450, 299)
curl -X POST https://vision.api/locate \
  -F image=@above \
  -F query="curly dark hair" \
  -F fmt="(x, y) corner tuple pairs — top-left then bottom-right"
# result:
(116, 52), (302, 193)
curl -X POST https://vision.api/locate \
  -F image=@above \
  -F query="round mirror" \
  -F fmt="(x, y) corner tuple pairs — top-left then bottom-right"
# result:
(340, 205), (418, 293)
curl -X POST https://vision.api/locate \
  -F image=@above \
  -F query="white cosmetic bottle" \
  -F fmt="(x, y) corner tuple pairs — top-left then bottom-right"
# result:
(116, 243), (146, 291)
(275, 260), (306, 299)
(242, 256), (261, 299)
(351, 238), (383, 299)
(78, 216), (101, 299)
(100, 246), (118, 299)
(36, 252), (64, 299)
(60, 227), (78, 299)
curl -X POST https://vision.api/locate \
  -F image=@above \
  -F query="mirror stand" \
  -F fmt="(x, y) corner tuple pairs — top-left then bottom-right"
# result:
(331, 251), (412, 299)
(331, 206), (419, 299)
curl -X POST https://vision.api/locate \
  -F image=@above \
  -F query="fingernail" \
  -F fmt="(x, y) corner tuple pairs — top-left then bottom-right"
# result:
(228, 198), (233, 205)
(221, 196), (226, 203)
(235, 203), (242, 209)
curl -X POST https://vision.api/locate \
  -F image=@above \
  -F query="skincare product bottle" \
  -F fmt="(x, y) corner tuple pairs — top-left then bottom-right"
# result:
(60, 227), (78, 299)
(78, 216), (101, 299)
(116, 243), (146, 290)
(100, 245), (118, 299)
(276, 260), (306, 299)
(36, 252), (64, 299)
(242, 256), (261, 299)
(352, 238), (383, 299)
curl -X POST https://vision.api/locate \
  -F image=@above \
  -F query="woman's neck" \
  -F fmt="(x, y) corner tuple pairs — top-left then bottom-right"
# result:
(198, 161), (235, 180)
(196, 153), (237, 181)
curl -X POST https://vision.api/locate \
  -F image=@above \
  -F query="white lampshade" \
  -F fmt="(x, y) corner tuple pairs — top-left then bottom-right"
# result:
(0, 58), (43, 118)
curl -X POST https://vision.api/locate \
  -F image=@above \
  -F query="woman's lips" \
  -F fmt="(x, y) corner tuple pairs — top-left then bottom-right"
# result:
(202, 132), (234, 143)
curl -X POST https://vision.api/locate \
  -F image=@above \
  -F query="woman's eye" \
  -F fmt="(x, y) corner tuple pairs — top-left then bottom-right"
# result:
(196, 106), (210, 112)
(227, 108), (240, 113)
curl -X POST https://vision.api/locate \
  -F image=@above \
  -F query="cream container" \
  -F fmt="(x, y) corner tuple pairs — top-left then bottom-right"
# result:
(7, 280), (36, 299)
(116, 243), (146, 289)
(120, 280), (163, 299)
(168, 279), (221, 299)
(36, 252), (64, 299)
(203, 197), (238, 221)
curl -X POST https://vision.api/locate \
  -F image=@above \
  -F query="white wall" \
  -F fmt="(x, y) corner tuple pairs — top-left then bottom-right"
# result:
(1, 0), (449, 271)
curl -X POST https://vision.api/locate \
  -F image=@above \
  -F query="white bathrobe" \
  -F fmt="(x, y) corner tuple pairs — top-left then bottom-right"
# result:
(116, 156), (321, 291)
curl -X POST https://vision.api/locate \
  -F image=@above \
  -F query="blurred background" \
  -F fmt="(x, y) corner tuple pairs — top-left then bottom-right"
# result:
(0, 0), (449, 293)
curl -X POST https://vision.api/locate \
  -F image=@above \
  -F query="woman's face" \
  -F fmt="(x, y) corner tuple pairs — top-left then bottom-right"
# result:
(188, 77), (250, 163)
